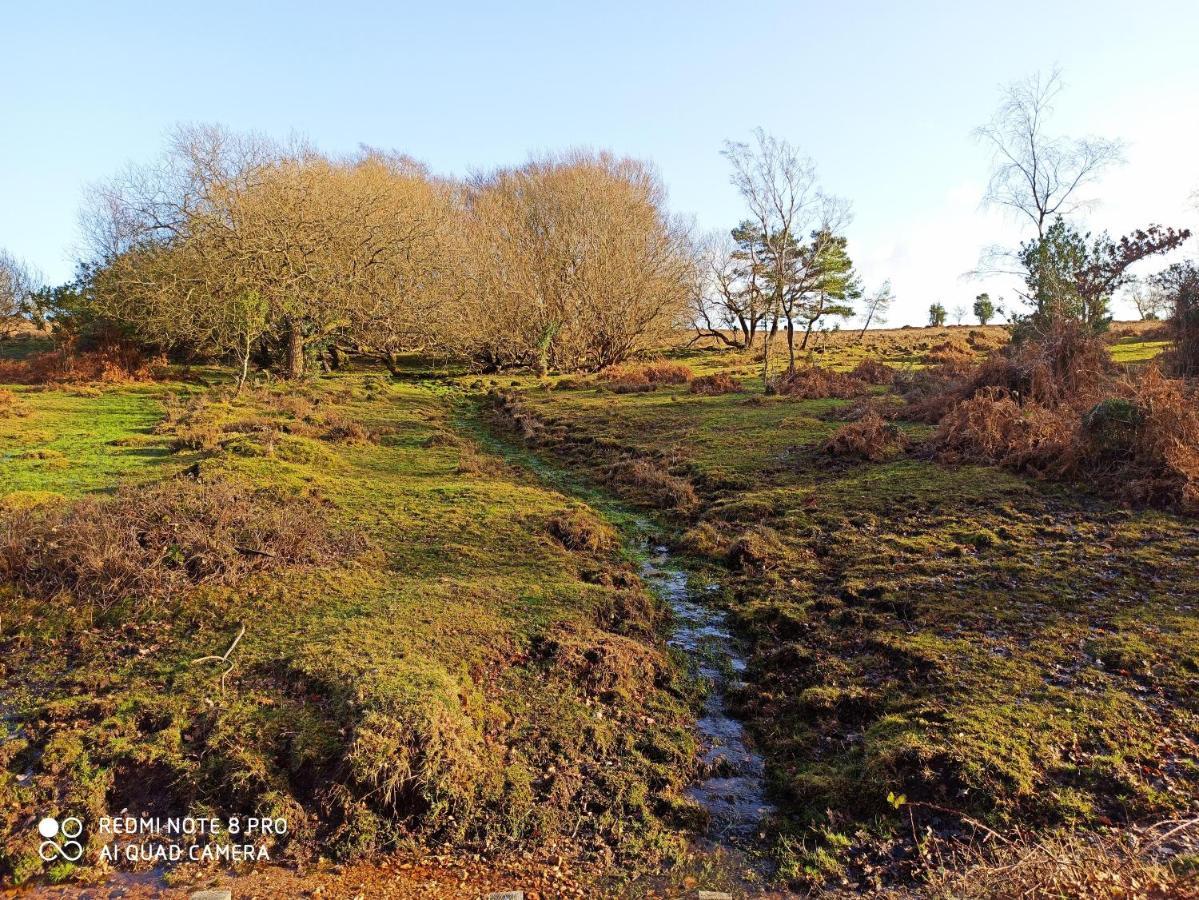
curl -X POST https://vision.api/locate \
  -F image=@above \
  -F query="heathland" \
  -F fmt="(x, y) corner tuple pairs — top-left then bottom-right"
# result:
(2, 321), (1197, 898)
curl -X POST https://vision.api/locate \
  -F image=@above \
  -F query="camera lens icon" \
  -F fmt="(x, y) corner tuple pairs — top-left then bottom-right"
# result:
(38, 816), (84, 862)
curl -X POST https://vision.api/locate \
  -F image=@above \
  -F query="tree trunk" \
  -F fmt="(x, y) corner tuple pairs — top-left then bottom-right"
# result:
(761, 331), (773, 393)
(236, 339), (252, 394)
(284, 319), (304, 380)
(858, 309), (875, 342)
(785, 319), (796, 372)
(800, 320), (816, 351)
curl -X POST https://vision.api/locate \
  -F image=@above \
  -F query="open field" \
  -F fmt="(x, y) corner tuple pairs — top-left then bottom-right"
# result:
(2, 323), (1197, 897)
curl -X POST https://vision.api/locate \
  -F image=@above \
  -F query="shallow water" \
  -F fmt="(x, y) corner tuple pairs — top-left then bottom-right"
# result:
(639, 543), (774, 848)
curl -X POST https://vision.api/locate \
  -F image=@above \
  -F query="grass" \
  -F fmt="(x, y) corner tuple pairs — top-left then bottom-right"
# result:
(0, 375), (699, 886)
(0, 385), (174, 496)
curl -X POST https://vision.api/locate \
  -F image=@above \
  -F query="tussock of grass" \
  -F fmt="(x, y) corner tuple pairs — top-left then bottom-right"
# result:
(0, 389), (26, 417)
(688, 372), (742, 395)
(606, 457), (699, 516)
(546, 506), (618, 553)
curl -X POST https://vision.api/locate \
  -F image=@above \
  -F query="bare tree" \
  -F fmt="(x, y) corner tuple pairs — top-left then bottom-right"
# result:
(1123, 278), (1171, 321)
(952, 303), (968, 325)
(857, 281), (893, 340)
(690, 229), (768, 349)
(0, 250), (41, 337)
(975, 69), (1123, 239)
(722, 129), (846, 386)
(86, 125), (463, 385)
(461, 151), (693, 373)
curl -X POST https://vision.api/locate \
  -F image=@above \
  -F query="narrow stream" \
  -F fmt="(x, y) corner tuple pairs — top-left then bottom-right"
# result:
(638, 540), (774, 851)
(461, 398), (776, 860)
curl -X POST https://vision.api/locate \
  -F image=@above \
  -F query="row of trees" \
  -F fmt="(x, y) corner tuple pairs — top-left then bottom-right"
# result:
(63, 127), (693, 385)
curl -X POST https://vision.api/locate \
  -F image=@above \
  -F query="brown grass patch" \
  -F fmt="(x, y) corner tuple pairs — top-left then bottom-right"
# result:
(727, 525), (789, 573)
(848, 358), (894, 384)
(0, 478), (363, 619)
(0, 389), (27, 417)
(824, 410), (910, 461)
(924, 336), (976, 366)
(544, 624), (668, 703)
(606, 458), (699, 516)
(770, 366), (867, 399)
(546, 507), (617, 554)
(923, 819), (1199, 899)
(688, 373), (743, 395)
(599, 361), (693, 393)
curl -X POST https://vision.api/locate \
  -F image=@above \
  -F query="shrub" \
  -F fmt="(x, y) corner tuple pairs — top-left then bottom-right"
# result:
(600, 361), (693, 393)
(770, 366), (867, 399)
(971, 321), (1111, 410)
(894, 361), (979, 424)
(1096, 366), (1199, 511)
(1166, 264), (1199, 376)
(688, 373), (742, 395)
(0, 478), (364, 618)
(902, 322), (1112, 425)
(824, 411), (909, 461)
(848, 358), (893, 384)
(934, 387), (1075, 472)
(0, 343), (161, 385)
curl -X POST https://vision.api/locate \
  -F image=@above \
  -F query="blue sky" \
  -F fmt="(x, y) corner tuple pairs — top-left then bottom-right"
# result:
(3, 1), (1197, 325)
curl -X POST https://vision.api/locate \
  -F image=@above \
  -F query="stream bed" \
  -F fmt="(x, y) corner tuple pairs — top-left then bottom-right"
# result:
(639, 540), (774, 852)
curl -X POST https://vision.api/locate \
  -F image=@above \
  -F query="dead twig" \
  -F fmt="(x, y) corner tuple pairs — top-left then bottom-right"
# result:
(192, 623), (246, 693)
